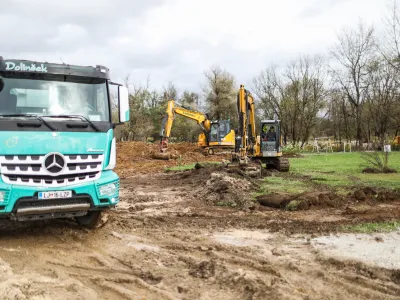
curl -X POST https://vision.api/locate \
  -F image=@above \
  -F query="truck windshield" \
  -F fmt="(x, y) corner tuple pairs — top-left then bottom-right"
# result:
(0, 77), (109, 122)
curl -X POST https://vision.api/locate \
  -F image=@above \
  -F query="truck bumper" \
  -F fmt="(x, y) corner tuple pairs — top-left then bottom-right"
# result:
(0, 170), (120, 221)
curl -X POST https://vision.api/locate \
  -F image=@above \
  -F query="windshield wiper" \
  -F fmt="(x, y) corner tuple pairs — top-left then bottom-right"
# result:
(43, 115), (100, 132)
(0, 114), (57, 131)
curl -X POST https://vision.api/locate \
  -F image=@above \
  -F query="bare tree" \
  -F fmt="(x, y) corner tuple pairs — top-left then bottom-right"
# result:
(253, 65), (284, 118)
(365, 58), (399, 146)
(380, 0), (400, 69)
(160, 81), (179, 104)
(285, 54), (328, 145)
(181, 91), (200, 109)
(253, 54), (327, 145)
(203, 65), (237, 124)
(330, 21), (376, 145)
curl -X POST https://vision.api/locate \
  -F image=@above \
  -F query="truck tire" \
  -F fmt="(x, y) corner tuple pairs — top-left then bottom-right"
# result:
(75, 211), (102, 229)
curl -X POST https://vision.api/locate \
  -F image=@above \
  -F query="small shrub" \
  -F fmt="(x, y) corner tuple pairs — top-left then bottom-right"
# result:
(360, 151), (397, 174)
(286, 200), (301, 211)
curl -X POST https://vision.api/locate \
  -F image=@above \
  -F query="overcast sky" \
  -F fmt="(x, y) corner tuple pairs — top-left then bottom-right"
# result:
(0, 0), (390, 94)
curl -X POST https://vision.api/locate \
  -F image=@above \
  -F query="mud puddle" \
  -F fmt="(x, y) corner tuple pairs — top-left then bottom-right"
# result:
(212, 229), (273, 247)
(312, 230), (400, 270)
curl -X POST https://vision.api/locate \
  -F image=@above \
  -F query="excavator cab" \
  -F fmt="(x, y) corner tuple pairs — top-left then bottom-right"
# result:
(258, 119), (288, 171)
(208, 120), (231, 144)
(200, 120), (235, 155)
(260, 120), (281, 157)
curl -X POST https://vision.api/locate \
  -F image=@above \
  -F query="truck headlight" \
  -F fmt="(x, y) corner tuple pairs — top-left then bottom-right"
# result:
(0, 191), (5, 202)
(99, 183), (117, 196)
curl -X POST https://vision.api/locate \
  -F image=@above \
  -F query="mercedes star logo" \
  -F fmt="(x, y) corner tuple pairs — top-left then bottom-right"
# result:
(43, 153), (66, 174)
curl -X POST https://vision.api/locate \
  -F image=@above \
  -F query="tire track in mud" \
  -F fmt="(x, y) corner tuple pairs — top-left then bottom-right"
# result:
(112, 174), (400, 300)
(0, 172), (398, 299)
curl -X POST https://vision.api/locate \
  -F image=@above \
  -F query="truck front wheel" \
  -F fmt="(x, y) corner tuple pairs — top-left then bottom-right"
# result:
(75, 211), (102, 229)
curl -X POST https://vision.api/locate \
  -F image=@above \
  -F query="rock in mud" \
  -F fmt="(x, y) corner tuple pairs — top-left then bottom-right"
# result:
(195, 162), (218, 170)
(151, 150), (180, 160)
(189, 260), (216, 279)
(271, 248), (284, 256)
(363, 187), (377, 196)
(354, 190), (367, 201)
(177, 286), (189, 294)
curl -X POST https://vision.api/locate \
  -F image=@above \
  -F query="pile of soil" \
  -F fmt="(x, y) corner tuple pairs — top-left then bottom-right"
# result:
(351, 187), (400, 202)
(166, 163), (260, 211)
(115, 141), (226, 177)
(362, 167), (397, 174)
(198, 172), (257, 210)
(256, 186), (400, 211)
(256, 191), (341, 210)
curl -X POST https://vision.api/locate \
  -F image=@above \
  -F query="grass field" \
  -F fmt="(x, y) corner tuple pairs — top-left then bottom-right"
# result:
(289, 152), (400, 190)
(167, 151), (400, 194)
(342, 220), (400, 233)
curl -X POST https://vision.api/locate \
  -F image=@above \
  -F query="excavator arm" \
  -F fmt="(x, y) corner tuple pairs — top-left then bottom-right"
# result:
(237, 85), (258, 162)
(159, 100), (211, 152)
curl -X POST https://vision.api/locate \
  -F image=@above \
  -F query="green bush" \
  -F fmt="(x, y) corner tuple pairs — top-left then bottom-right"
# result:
(282, 144), (303, 154)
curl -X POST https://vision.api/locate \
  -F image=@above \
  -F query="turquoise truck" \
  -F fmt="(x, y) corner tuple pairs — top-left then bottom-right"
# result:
(0, 57), (129, 228)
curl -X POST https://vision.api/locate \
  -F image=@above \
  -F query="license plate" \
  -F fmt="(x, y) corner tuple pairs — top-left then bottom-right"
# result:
(38, 191), (72, 200)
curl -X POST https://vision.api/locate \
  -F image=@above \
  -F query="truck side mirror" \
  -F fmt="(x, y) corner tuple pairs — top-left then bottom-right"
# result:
(118, 85), (129, 123)
(0, 77), (4, 92)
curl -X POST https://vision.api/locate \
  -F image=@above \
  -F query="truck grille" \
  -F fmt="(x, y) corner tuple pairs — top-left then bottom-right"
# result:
(0, 154), (103, 187)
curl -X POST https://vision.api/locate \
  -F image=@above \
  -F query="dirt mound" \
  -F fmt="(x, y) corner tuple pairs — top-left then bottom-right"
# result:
(115, 141), (226, 177)
(257, 191), (340, 210)
(351, 187), (400, 202)
(362, 167), (397, 174)
(287, 191), (341, 210)
(256, 193), (290, 208)
(256, 186), (400, 211)
(197, 172), (257, 211)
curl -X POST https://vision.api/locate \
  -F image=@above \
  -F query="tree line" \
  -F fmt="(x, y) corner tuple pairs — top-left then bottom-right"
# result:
(114, 1), (400, 149)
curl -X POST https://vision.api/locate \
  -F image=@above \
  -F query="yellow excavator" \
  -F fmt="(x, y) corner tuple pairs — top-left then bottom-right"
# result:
(233, 85), (289, 173)
(158, 100), (235, 156)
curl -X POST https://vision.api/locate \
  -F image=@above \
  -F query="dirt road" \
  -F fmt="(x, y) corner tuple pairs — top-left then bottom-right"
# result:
(0, 167), (399, 299)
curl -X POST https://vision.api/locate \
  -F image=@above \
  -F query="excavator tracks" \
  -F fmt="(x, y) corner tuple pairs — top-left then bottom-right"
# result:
(277, 157), (290, 172)
(262, 157), (290, 172)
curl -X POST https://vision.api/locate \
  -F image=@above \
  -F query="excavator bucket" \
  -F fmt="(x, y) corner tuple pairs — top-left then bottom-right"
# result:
(227, 153), (265, 178)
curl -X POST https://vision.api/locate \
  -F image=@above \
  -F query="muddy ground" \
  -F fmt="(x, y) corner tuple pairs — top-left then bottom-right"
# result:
(115, 141), (224, 177)
(0, 142), (399, 299)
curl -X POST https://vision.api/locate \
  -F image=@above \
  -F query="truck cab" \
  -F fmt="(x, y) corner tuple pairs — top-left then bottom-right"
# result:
(0, 57), (129, 228)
